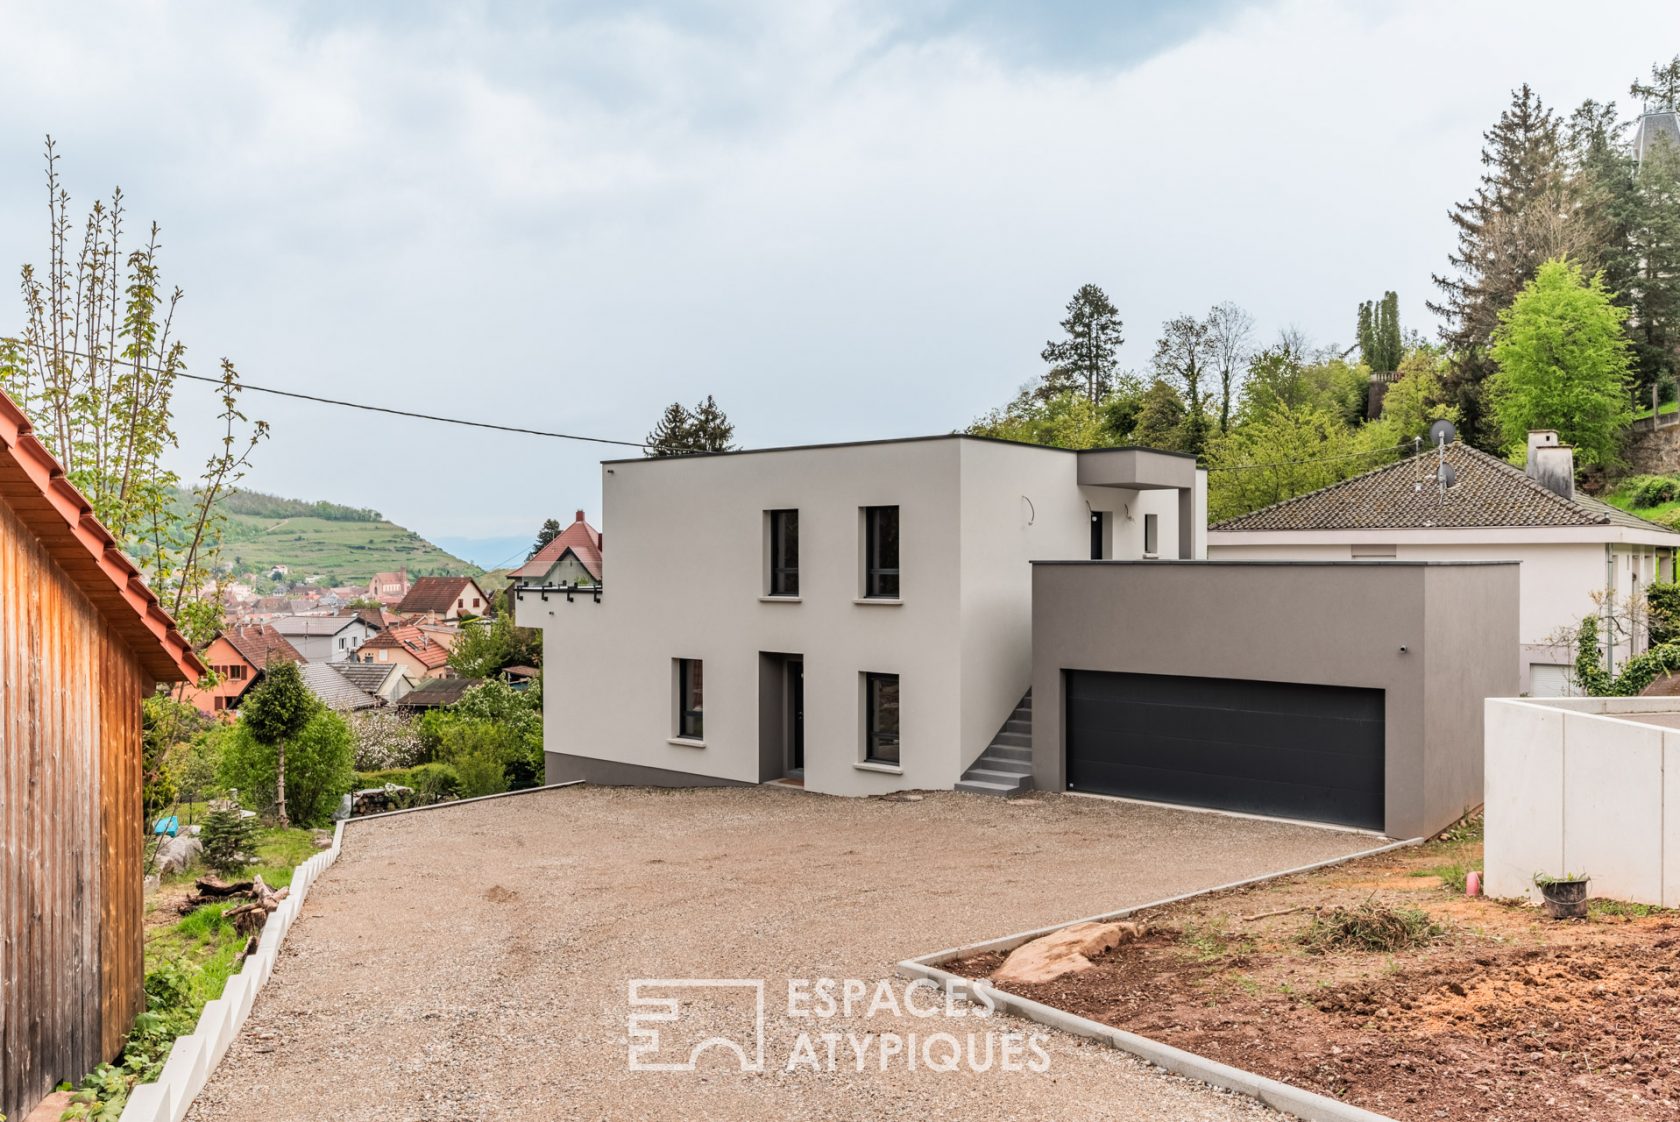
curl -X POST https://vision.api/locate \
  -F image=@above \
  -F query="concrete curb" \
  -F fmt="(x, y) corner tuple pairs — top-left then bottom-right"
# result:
(896, 837), (1421, 1122)
(116, 818), (349, 1122)
(347, 779), (585, 822)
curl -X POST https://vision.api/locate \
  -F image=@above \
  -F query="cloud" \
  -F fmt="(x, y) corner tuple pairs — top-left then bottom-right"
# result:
(0, 0), (1666, 540)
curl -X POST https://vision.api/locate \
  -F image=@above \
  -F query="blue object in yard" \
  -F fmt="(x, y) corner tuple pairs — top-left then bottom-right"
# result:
(152, 815), (179, 837)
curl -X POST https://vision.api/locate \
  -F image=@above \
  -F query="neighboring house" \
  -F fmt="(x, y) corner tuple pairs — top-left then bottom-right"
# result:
(510, 510), (602, 587)
(297, 661), (383, 712)
(501, 664), (540, 691)
(1208, 431), (1680, 695)
(180, 624), (304, 716)
(339, 660), (414, 705)
(514, 434), (1207, 797)
(397, 575), (492, 621)
(0, 388), (204, 1122)
(354, 623), (454, 680)
(368, 569), (409, 605)
(413, 620), (462, 652)
(269, 614), (377, 663)
(395, 676), (480, 711)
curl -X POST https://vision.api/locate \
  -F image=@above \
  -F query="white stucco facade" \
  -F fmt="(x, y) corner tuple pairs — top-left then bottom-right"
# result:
(516, 436), (1206, 796)
(1208, 528), (1677, 695)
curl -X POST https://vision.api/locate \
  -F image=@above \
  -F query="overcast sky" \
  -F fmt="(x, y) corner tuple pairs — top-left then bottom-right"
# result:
(0, 1), (1671, 562)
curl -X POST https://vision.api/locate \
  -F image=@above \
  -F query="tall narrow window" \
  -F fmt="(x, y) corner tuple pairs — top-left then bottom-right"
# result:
(1090, 511), (1107, 560)
(677, 658), (705, 740)
(864, 506), (900, 598)
(769, 510), (799, 596)
(1143, 513), (1159, 558)
(865, 672), (900, 764)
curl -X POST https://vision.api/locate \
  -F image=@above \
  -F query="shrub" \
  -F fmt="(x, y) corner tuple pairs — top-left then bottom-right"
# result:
(1301, 902), (1442, 954)
(1624, 474), (1680, 509)
(1651, 582), (1680, 647)
(219, 709), (356, 827)
(200, 803), (257, 876)
(436, 721), (520, 798)
(348, 709), (425, 771)
(354, 762), (462, 801)
(163, 730), (225, 806)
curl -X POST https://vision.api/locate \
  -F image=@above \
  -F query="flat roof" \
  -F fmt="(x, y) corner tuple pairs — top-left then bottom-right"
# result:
(602, 432), (1200, 466)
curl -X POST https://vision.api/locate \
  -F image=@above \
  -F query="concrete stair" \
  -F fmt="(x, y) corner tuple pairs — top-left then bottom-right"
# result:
(956, 691), (1033, 796)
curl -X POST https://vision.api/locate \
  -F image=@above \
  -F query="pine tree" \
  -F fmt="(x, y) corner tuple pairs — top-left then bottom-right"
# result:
(201, 800), (257, 876)
(1630, 128), (1680, 395)
(1356, 302), (1375, 367)
(645, 401), (694, 456)
(528, 518), (562, 560)
(1429, 84), (1572, 445)
(1040, 284), (1125, 404)
(687, 395), (736, 452)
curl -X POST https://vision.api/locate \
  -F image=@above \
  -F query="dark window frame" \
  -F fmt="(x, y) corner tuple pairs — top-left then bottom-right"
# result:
(1143, 512), (1159, 557)
(769, 509), (800, 597)
(864, 506), (900, 599)
(677, 658), (705, 740)
(864, 671), (900, 765)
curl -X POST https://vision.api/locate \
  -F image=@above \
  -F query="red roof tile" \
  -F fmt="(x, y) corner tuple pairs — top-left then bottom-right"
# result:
(359, 624), (451, 669)
(397, 576), (486, 614)
(219, 624), (303, 669)
(0, 388), (204, 682)
(511, 511), (602, 581)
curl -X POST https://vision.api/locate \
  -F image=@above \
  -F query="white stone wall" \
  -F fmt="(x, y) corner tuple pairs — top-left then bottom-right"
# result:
(1484, 696), (1680, 905)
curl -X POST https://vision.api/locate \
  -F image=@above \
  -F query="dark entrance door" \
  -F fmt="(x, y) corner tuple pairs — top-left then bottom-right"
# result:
(1064, 670), (1385, 830)
(788, 660), (804, 772)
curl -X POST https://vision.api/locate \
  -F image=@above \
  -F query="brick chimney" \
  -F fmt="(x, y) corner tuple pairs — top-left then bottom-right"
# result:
(1525, 430), (1575, 500)
(575, 509), (585, 523)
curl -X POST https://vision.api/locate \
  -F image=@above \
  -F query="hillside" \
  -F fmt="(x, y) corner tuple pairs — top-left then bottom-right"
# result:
(194, 489), (482, 587)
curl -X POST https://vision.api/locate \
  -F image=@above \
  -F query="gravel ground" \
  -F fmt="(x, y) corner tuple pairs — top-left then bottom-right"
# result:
(187, 786), (1379, 1122)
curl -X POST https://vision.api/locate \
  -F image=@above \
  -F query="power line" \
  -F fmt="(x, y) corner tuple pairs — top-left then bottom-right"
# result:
(170, 369), (652, 450)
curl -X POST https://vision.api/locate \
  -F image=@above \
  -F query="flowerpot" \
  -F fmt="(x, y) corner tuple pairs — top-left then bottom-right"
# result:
(1539, 878), (1589, 919)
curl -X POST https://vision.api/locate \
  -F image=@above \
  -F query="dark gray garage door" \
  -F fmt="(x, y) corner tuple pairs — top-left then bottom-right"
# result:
(1065, 670), (1384, 830)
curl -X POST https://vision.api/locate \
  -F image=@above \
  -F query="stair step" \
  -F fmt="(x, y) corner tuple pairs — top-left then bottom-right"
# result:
(977, 757), (1032, 775)
(991, 731), (1031, 748)
(986, 744), (1031, 762)
(956, 779), (1020, 796)
(1004, 718), (1032, 734)
(963, 767), (1030, 787)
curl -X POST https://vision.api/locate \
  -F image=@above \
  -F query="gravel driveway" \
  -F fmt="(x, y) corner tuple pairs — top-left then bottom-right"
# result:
(188, 786), (1379, 1121)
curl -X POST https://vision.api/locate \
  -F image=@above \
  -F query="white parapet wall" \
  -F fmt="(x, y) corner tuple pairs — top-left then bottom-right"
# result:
(1485, 696), (1680, 906)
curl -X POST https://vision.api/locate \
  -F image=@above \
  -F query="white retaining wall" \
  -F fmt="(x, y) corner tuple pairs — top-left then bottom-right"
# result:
(116, 820), (347, 1122)
(1484, 696), (1680, 905)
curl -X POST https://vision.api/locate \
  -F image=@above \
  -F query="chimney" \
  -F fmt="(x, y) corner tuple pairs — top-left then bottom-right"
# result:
(575, 509), (585, 523)
(1525, 430), (1575, 500)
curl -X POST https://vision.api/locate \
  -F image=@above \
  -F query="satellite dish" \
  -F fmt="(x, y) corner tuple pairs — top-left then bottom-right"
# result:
(1437, 463), (1457, 489)
(1428, 419), (1458, 447)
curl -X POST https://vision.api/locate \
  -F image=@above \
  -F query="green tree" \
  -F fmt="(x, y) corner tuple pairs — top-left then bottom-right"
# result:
(0, 140), (266, 646)
(219, 708), (353, 828)
(1487, 257), (1633, 469)
(1152, 315), (1215, 456)
(1365, 348), (1460, 447)
(1430, 85), (1573, 445)
(236, 661), (318, 826)
(200, 802), (258, 876)
(1355, 293), (1402, 373)
(1129, 378), (1189, 451)
(448, 590), (540, 678)
(1629, 126), (1680, 394)
(1039, 284), (1125, 404)
(1207, 302), (1253, 434)
(645, 395), (736, 456)
(1205, 402), (1389, 522)
(528, 518), (562, 560)
(967, 385), (1106, 449)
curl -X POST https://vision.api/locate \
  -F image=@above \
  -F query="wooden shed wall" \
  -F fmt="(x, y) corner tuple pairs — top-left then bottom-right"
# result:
(0, 497), (150, 1121)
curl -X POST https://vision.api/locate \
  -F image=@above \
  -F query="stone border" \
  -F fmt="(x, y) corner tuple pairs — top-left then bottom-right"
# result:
(896, 837), (1421, 1122)
(116, 782), (585, 1122)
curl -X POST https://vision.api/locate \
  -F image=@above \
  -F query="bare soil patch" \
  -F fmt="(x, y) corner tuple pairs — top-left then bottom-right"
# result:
(948, 827), (1680, 1121)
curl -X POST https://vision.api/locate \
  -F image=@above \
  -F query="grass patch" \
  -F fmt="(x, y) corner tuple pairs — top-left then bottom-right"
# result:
(1178, 919), (1255, 963)
(1408, 810), (1483, 894)
(1302, 902), (1444, 954)
(1588, 898), (1672, 920)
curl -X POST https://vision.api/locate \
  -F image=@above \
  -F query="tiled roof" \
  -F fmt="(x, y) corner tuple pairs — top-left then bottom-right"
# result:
(220, 624), (303, 669)
(397, 576), (482, 614)
(359, 624), (451, 669)
(511, 512), (602, 581)
(269, 614), (361, 637)
(1212, 443), (1680, 534)
(339, 661), (403, 694)
(297, 661), (382, 711)
(395, 677), (479, 709)
(0, 388), (204, 681)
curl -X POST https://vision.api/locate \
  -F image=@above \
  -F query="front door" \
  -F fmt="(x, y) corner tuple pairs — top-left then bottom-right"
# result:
(788, 659), (805, 773)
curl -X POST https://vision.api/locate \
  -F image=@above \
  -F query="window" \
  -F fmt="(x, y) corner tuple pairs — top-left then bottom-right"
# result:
(769, 510), (799, 596)
(865, 672), (900, 764)
(864, 506), (900, 598)
(677, 658), (705, 741)
(1143, 513), (1159, 558)
(213, 696), (228, 711)
(473, 597), (482, 609)
(1090, 511), (1107, 560)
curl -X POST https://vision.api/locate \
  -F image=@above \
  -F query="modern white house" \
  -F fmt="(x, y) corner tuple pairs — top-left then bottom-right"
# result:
(514, 435), (1206, 797)
(1208, 432), (1680, 696)
(267, 614), (378, 664)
